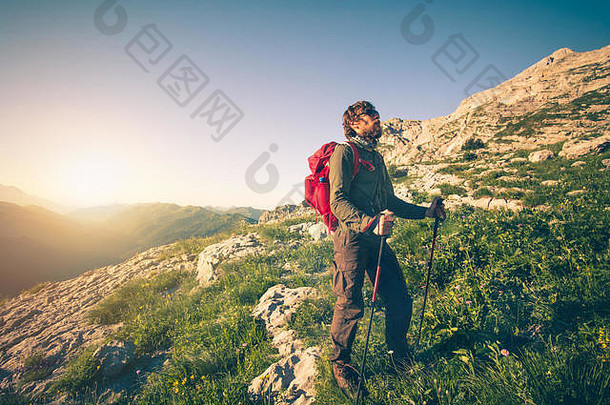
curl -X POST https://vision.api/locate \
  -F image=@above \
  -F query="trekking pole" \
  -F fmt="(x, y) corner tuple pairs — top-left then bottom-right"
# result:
(355, 235), (386, 405)
(415, 216), (441, 352)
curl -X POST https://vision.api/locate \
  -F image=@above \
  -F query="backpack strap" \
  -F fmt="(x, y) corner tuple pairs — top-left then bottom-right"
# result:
(343, 141), (360, 178)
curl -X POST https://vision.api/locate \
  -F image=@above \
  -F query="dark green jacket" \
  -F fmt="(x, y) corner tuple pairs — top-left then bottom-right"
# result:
(328, 138), (427, 235)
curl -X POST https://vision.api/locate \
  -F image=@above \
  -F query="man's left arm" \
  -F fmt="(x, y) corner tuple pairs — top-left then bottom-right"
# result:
(387, 194), (427, 220)
(382, 158), (445, 220)
(381, 160), (428, 219)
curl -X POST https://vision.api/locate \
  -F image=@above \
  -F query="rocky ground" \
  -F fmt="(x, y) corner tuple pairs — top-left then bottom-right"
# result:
(0, 245), (197, 398)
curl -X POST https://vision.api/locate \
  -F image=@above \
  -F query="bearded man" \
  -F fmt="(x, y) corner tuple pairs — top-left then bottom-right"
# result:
(328, 100), (446, 395)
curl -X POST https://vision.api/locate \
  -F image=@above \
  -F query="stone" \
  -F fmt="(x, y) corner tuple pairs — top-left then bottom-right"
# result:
(93, 340), (135, 378)
(196, 233), (263, 285)
(249, 284), (320, 405)
(571, 161), (586, 167)
(541, 180), (559, 186)
(567, 189), (586, 196)
(308, 223), (328, 241)
(528, 150), (554, 162)
(252, 284), (317, 330)
(288, 222), (315, 235)
(559, 134), (610, 159)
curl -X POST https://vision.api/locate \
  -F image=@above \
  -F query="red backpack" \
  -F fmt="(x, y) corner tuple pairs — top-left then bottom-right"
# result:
(304, 141), (360, 232)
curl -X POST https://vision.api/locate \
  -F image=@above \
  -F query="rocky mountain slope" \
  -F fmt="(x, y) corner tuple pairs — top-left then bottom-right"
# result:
(379, 45), (609, 210)
(380, 45), (609, 165)
(0, 244), (196, 399)
(0, 44), (608, 404)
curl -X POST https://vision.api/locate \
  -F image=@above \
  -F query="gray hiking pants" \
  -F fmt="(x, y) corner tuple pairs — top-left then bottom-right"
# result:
(329, 227), (413, 364)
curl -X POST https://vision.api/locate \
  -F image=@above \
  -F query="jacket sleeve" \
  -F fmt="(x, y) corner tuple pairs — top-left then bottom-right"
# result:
(329, 144), (377, 233)
(381, 158), (427, 220)
(387, 194), (427, 219)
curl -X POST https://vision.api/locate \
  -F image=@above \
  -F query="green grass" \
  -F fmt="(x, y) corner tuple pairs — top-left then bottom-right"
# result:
(438, 183), (468, 197)
(25, 143), (610, 404)
(19, 353), (54, 384)
(157, 234), (229, 261)
(310, 164), (610, 404)
(50, 346), (102, 394)
(473, 187), (493, 198)
(88, 271), (189, 326)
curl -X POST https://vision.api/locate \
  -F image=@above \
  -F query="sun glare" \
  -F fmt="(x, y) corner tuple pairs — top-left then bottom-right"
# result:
(56, 153), (124, 207)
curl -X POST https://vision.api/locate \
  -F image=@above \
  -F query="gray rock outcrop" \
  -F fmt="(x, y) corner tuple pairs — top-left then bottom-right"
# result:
(287, 222), (329, 241)
(528, 150), (554, 162)
(249, 284), (320, 405)
(558, 133), (610, 159)
(93, 340), (136, 378)
(196, 233), (263, 285)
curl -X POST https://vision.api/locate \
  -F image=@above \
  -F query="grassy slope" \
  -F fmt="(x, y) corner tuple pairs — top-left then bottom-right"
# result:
(310, 151), (610, 404)
(24, 147), (609, 404)
(9, 95), (610, 404)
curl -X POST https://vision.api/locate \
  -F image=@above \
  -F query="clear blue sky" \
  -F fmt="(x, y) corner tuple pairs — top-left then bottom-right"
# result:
(1, 0), (608, 209)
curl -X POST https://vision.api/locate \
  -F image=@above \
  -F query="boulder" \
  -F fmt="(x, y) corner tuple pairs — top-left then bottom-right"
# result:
(249, 347), (321, 405)
(251, 284), (317, 330)
(93, 340), (135, 378)
(558, 134), (610, 159)
(308, 223), (328, 241)
(286, 222), (328, 241)
(288, 222), (315, 235)
(196, 233), (263, 285)
(528, 150), (554, 162)
(249, 284), (320, 405)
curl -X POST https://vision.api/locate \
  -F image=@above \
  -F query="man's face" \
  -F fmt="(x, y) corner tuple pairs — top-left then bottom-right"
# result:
(352, 110), (381, 140)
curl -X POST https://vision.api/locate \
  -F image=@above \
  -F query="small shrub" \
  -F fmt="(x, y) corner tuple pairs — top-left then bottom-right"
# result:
(474, 187), (493, 198)
(51, 346), (101, 393)
(20, 353), (54, 384)
(439, 183), (467, 196)
(462, 152), (478, 161)
(22, 282), (51, 296)
(462, 138), (486, 151)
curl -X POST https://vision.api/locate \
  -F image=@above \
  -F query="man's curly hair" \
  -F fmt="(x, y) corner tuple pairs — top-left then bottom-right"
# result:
(342, 100), (378, 139)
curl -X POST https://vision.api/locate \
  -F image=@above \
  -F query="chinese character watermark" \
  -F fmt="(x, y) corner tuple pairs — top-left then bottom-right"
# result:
(400, 1), (506, 105)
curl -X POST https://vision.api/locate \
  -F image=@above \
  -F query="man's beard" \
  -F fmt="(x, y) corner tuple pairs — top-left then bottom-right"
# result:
(360, 122), (382, 144)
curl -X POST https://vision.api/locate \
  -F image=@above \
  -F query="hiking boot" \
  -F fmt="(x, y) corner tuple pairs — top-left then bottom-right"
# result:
(332, 361), (368, 399)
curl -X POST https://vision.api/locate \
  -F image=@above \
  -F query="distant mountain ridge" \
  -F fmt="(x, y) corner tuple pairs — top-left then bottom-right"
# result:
(0, 202), (130, 296)
(0, 201), (253, 296)
(0, 184), (67, 213)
